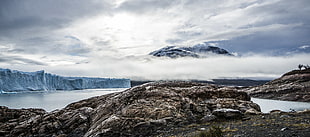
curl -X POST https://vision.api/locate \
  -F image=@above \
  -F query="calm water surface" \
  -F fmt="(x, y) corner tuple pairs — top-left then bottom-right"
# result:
(252, 98), (310, 113)
(0, 88), (126, 112)
(0, 89), (309, 113)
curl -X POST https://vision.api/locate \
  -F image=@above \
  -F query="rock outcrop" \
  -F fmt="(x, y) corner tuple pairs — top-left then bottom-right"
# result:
(0, 81), (260, 137)
(243, 69), (310, 102)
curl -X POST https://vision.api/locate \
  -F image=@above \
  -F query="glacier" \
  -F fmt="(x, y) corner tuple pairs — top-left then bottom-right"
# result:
(0, 68), (131, 92)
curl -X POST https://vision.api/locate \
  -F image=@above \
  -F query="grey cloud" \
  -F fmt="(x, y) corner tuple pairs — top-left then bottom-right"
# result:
(2, 37), (54, 55)
(244, 0), (310, 26)
(172, 0), (310, 55)
(1, 35), (91, 57)
(50, 43), (91, 57)
(90, 37), (111, 46)
(165, 39), (183, 45)
(116, 0), (178, 13)
(0, 0), (112, 37)
(0, 0), (113, 58)
(14, 57), (47, 66)
(207, 25), (310, 55)
(66, 47), (91, 56)
(0, 54), (46, 65)
(7, 49), (25, 53)
(48, 54), (310, 80)
(0, 0), (309, 73)
(63, 36), (92, 56)
(64, 36), (81, 41)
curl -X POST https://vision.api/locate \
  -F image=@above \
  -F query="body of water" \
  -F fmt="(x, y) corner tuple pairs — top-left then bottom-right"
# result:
(0, 89), (309, 113)
(252, 98), (310, 113)
(0, 88), (126, 112)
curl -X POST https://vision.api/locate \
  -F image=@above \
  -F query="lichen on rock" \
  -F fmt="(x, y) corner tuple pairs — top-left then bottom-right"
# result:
(242, 69), (310, 102)
(0, 81), (260, 137)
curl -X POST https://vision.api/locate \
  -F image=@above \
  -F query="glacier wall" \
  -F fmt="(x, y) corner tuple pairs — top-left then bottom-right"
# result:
(0, 68), (131, 92)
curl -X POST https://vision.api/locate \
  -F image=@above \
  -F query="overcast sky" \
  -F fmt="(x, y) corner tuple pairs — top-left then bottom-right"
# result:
(0, 0), (309, 80)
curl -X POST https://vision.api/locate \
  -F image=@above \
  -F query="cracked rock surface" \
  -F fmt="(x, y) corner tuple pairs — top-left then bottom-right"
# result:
(0, 81), (260, 137)
(242, 69), (310, 102)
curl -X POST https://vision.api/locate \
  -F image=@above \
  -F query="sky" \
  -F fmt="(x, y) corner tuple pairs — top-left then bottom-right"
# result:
(0, 0), (310, 80)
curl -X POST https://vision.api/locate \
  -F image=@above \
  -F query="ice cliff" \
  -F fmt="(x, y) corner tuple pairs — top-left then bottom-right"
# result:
(0, 68), (131, 92)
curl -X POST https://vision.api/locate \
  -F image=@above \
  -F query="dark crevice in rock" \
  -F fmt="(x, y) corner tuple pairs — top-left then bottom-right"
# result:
(0, 81), (261, 137)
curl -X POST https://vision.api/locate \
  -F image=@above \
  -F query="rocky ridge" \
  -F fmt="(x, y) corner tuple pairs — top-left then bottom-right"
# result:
(0, 81), (260, 137)
(243, 69), (310, 102)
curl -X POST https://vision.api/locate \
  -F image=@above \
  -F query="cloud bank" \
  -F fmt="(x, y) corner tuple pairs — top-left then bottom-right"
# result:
(2, 54), (309, 80)
(0, 0), (310, 80)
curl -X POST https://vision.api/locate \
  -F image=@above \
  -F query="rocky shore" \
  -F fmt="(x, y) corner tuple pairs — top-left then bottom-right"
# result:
(0, 81), (261, 137)
(243, 69), (310, 102)
(1, 68), (309, 137)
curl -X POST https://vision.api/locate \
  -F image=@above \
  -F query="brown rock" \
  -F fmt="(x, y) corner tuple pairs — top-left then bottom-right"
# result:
(0, 81), (261, 137)
(212, 108), (243, 119)
(242, 69), (310, 102)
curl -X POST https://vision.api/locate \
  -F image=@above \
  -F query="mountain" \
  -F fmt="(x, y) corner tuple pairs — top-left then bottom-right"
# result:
(0, 68), (130, 92)
(242, 68), (310, 102)
(149, 46), (200, 58)
(149, 43), (233, 58)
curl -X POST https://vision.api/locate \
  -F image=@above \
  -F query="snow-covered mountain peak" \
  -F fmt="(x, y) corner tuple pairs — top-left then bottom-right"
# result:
(149, 43), (233, 58)
(149, 46), (199, 58)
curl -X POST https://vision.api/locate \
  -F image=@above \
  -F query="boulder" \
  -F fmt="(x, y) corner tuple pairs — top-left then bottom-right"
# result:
(212, 108), (243, 119)
(0, 81), (260, 137)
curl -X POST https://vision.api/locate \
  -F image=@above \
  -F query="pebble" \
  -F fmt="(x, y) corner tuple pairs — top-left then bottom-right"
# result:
(199, 128), (206, 131)
(280, 115), (291, 119)
(281, 127), (289, 131)
(242, 117), (251, 121)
